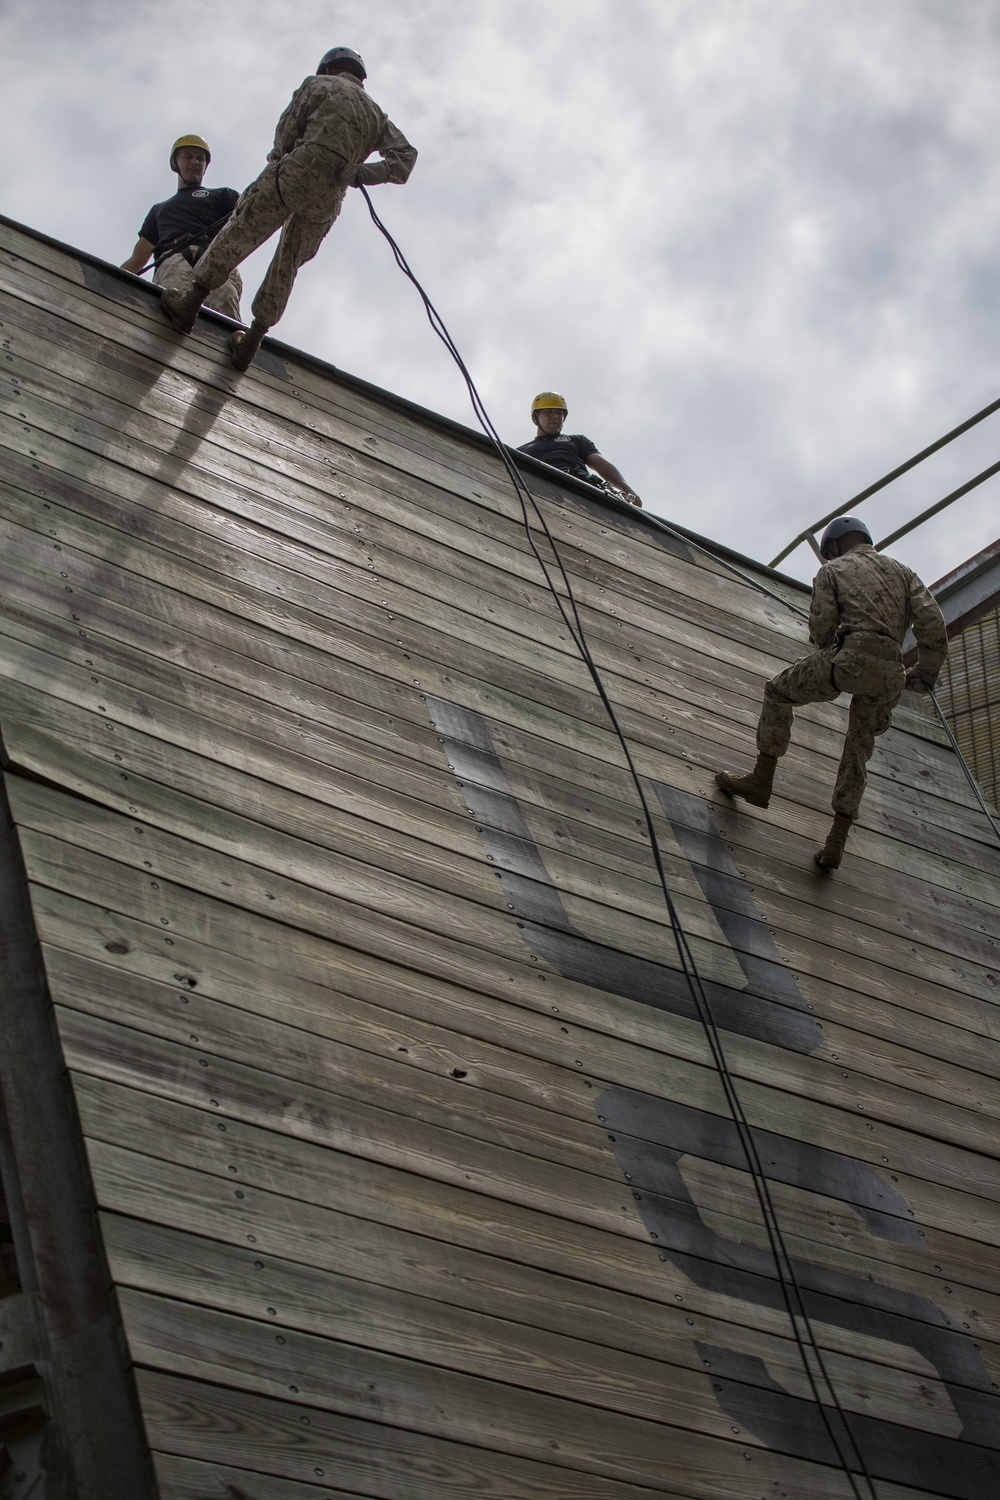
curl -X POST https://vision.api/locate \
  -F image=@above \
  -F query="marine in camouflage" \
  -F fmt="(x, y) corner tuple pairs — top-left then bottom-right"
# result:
(756, 543), (947, 818)
(193, 72), (416, 329)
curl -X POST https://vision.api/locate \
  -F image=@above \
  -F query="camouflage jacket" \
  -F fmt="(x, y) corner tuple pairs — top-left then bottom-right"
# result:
(268, 73), (417, 188)
(809, 544), (947, 678)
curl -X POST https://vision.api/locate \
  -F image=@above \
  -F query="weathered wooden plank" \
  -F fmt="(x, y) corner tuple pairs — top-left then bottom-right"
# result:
(0, 227), (525, 491)
(155, 1451), (367, 1500)
(0, 252), (514, 511)
(1, 268), (941, 696)
(0, 333), (971, 792)
(23, 828), (1000, 1212)
(0, 591), (986, 961)
(6, 663), (995, 998)
(1, 607), (993, 977)
(22, 819), (1000, 1172)
(1, 257), (788, 632)
(138, 1369), (706, 1500)
(59, 982), (1000, 1308)
(95, 1144), (1000, 1395)
(37, 890), (1000, 1193)
(0, 460), (975, 851)
(1, 405), (923, 822)
(0, 342), (959, 822)
(11, 744), (1000, 1074)
(98, 1140), (1000, 1386)
(47, 939), (1000, 1271)
(11, 694), (992, 1031)
(82, 1096), (1000, 1370)
(60, 980), (1000, 1318)
(99, 1213), (981, 1438)
(88, 1128), (1000, 1488)
(124, 1288), (951, 1499)
(0, 273), (857, 717)
(8, 754), (740, 989)
(0, 474), (983, 876)
(0, 246), (964, 777)
(9, 696), (1000, 1128)
(55, 1000), (1000, 1277)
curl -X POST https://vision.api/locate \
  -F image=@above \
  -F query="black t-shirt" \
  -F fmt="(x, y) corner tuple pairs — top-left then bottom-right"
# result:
(139, 184), (240, 263)
(517, 432), (599, 480)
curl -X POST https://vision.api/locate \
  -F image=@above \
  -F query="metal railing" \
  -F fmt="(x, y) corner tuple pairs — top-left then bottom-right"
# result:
(769, 393), (1000, 568)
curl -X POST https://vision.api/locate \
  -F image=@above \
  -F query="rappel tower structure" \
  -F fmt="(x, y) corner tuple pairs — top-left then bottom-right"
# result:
(1, 213), (1000, 1500)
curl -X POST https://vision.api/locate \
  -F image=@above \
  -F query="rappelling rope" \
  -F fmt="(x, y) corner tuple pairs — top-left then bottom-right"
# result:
(359, 185), (879, 1499)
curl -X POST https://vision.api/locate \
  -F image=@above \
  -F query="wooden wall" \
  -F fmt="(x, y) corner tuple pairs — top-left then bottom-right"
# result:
(1, 215), (1000, 1500)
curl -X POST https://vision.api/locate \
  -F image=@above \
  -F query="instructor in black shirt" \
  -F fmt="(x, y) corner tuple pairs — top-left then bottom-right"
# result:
(122, 135), (242, 321)
(517, 392), (641, 506)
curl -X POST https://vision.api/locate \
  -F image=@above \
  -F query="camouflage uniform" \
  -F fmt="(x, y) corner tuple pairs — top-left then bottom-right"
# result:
(193, 73), (416, 328)
(757, 544), (947, 817)
(153, 252), (242, 322)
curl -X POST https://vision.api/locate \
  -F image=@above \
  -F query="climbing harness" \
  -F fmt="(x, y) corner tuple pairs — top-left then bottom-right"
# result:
(359, 184), (882, 1499)
(134, 212), (234, 277)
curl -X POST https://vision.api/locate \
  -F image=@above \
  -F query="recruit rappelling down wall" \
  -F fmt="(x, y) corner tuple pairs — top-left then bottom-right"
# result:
(2, 213), (1000, 1500)
(159, 48), (417, 373)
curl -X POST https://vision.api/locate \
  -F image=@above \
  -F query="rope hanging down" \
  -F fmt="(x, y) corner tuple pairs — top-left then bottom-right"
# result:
(358, 185), (879, 1500)
(928, 689), (1000, 844)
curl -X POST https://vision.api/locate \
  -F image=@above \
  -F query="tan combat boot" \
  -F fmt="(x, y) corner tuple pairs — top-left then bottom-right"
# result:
(161, 282), (208, 334)
(229, 319), (269, 372)
(815, 813), (853, 869)
(715, 753), (777, 809)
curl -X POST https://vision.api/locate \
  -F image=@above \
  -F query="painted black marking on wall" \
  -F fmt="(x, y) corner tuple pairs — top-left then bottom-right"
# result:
(697, 1343), (999, 1500)
(602, 1099), (997, 1409)
(604, 1087), (922, 1244)
(425, 695), (1000, 1488)
(428, 695), (821, 1054)
(654, 781), (809, 1009)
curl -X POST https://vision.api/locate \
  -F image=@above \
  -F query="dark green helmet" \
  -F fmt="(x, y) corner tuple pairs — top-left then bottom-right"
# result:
(317, 47), (366, 80)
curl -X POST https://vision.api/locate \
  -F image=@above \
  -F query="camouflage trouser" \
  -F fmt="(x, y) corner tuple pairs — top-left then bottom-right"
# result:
(153, 249), (242, 321)
(193, 156), (345, 328)
(758, 633), (906, 818)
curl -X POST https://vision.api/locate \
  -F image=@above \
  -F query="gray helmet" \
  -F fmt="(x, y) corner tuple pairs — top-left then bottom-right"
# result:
(317, 47), (366, 80)
(819, 515), (872, 560)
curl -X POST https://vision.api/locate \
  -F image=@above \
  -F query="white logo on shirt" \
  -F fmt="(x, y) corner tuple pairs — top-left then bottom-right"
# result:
(192, 189), (209, 198)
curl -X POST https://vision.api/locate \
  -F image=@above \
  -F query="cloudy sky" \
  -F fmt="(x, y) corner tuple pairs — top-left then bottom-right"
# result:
(3, 0), (1000, 586)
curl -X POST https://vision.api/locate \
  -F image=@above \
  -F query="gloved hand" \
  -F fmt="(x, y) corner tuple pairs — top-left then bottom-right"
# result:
(904, 666), (934, 694)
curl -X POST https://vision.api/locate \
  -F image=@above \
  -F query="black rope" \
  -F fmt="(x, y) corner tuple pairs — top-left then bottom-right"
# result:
(358, 184), (878, 1499)
(644, 512), (811, 620)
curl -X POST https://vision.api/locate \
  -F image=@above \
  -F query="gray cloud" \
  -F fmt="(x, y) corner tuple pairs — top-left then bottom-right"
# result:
(2, 0), (999, 584)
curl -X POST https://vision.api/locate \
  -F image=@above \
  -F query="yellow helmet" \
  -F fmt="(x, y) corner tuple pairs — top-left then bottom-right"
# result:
(170, 134), (211, 172)
(531, 391), (568, 416)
